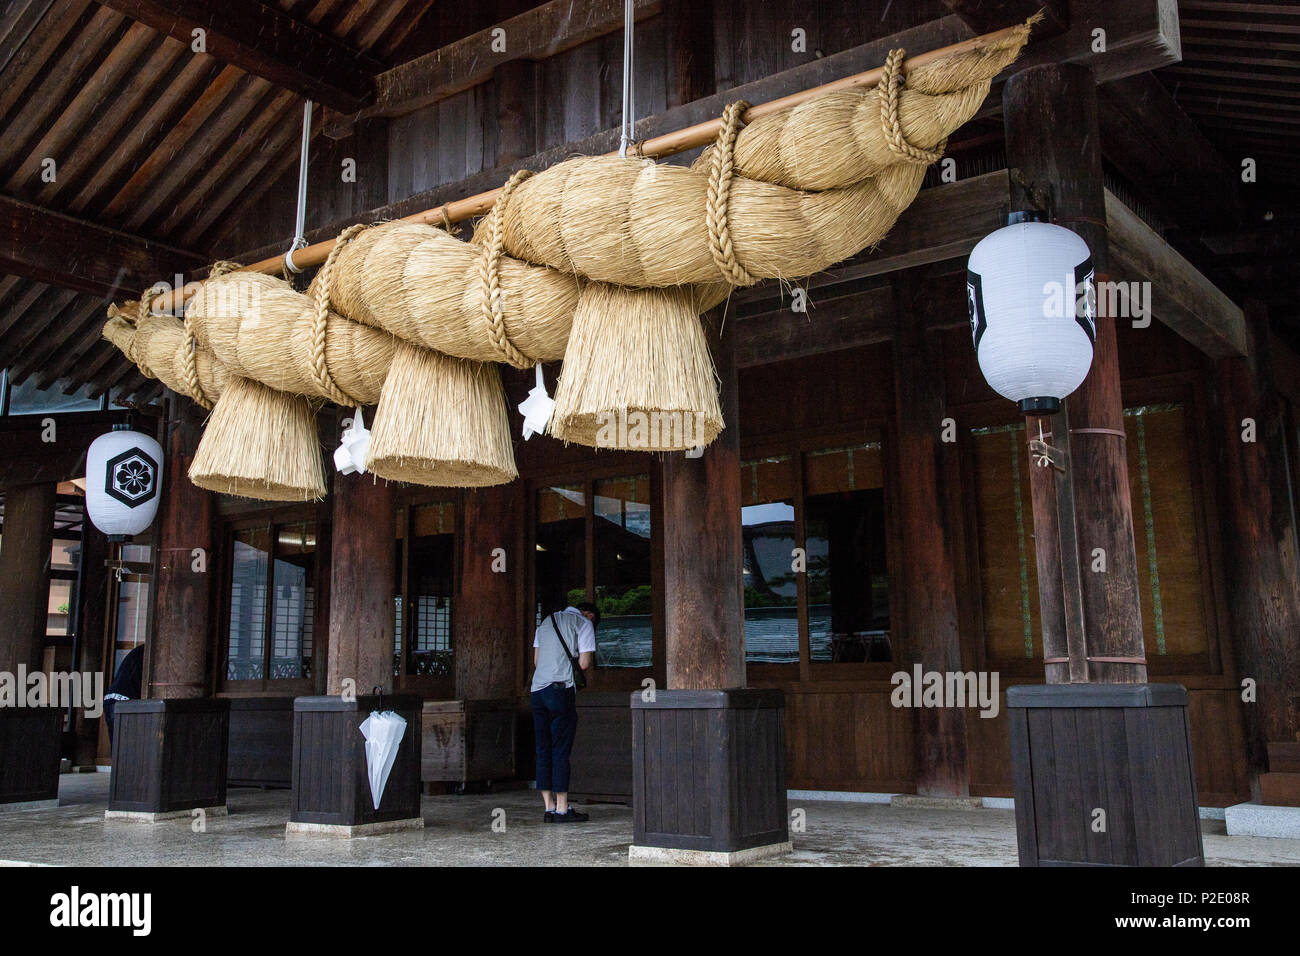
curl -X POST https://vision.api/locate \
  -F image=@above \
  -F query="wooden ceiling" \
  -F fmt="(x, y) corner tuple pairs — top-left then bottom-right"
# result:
(0, 0), (436, 404)
(0, 0), (1297, 406)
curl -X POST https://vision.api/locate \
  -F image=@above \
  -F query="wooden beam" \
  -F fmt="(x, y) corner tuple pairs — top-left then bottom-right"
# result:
(333, 0), (661, 130)
(0, 195), (204, 299)
(1098, 70), (1246, 236)
(735, 283), (896, 369)
(943, 0), (1069, 35)
(98, 0), (381, 113)
(1105, 190), (1249, 359)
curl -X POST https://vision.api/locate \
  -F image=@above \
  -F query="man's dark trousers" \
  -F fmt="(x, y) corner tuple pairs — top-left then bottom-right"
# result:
(531, 682), (578, 792)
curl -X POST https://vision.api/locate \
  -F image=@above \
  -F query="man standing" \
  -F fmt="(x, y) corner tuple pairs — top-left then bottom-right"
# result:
(531, 602), (598, 822)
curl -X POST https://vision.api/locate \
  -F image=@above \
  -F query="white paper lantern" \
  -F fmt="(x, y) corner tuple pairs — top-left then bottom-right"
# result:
(967, 212), (1096, 414)
(85, 425), (164, 540)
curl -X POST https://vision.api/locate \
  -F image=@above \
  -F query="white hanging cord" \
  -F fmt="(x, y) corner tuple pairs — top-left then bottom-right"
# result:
(618, 0), (636, 158)
(285, 99), (314, 274)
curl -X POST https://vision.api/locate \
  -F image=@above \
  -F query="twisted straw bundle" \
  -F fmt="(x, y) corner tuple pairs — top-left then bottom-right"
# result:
(185, 271), (394, 405)
(99, 25), (1035, 491)
(103, 306), (230, 405)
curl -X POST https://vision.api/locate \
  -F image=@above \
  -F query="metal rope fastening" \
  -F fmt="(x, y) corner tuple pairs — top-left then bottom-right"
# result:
(619, 0), (637, 158)
(284, 100), (314, 274)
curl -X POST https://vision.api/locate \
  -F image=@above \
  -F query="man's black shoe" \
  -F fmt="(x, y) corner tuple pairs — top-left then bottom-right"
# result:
(553, 808), (589, 822)
(544, 810), (558, 823)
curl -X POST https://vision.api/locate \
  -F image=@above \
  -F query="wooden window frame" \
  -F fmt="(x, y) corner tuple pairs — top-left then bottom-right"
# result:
(216, 509), (317, 697)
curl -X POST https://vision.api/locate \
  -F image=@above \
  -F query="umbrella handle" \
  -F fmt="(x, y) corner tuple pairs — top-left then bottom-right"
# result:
(372, 685), (383, 712)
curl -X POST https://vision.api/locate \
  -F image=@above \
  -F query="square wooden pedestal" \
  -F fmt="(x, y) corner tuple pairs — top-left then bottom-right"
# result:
(107, 698), (230, 816)
(289, 695), (423, 833)
(631, 689), (789, 857)
(1007, 683), (1204, 867)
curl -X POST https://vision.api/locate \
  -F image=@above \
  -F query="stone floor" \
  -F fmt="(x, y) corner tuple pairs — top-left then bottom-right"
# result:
(1, 773), (1298, 866)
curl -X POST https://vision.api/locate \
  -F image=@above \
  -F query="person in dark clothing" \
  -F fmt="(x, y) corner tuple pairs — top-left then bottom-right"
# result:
(103, 644), (144, 744)
(531, 602), (598, 823)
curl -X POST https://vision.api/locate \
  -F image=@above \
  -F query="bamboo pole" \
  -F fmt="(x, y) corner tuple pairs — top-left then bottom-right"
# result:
(150, 22), (1030, 314)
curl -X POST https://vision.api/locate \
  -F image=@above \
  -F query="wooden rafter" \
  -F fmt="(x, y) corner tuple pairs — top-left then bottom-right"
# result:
(97, 0), (382, 113)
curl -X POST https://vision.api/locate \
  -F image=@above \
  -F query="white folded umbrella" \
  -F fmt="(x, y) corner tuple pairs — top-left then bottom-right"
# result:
(359, 710), (407, 810)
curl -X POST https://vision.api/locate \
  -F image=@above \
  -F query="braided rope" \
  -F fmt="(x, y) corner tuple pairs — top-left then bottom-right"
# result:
(706, 100), (758, 287)
(878, 48), (946, 165)
(310, 223), (369, 406)
(476, 169), (534, 369)
(177, 261), (242, 409)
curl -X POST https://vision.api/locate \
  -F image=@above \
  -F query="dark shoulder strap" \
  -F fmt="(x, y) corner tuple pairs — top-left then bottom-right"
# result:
(548, 613), (577, 657)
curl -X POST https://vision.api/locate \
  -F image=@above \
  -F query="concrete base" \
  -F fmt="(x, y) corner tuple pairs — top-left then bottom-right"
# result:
(105, 806), (228, 823)
(0, 799), (59, 813)
(1225, 802), (1300, 840)
(629, 840), (794, 866)
(891, 794), (985, 811)
(285, 817), (425, 839)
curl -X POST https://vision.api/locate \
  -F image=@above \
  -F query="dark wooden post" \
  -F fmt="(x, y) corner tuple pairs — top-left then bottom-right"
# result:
(0, 481), (56, 675)
(1005, 62), (1147, 683)
(1001, 65), (1202, 866)
(635, 311), (788, 860)
(891, 287), (969, 798)
(325, 471), (396, 696)
(1211, 301), (1300, 777)
(658, 311), (745, 691)
(454, 484), (519, 700)
(72, 518), (110, 767)
(147, 413), (214, 699)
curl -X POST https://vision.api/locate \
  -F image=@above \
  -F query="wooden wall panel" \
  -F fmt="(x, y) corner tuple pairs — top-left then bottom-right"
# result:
(778, 687), (914, 792)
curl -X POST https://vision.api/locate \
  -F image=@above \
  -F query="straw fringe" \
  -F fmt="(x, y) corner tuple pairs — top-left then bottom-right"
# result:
(550, 283), (723, 450)
(366, 341), (519, 487)
(188, 375), (327, 501)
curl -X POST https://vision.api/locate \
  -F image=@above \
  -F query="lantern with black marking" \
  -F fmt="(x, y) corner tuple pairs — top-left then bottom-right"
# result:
(85, 424), (164, 541)
(966, 211), (1096, 415)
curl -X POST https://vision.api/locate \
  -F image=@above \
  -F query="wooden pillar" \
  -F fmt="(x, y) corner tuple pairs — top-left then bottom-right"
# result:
(891, 285), (969, 797)
(454, 484), (519, 700)
(1005, 63), (1147, 683)
(147, 411), (214, 699)
(1211, 301), (1300, 775)
(325, 472), (395, 696)
(72, 518), (109, 766)
(0, 481), (56, 675)
(658, 311), (745, 690)
(493, 59), (537, 167)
